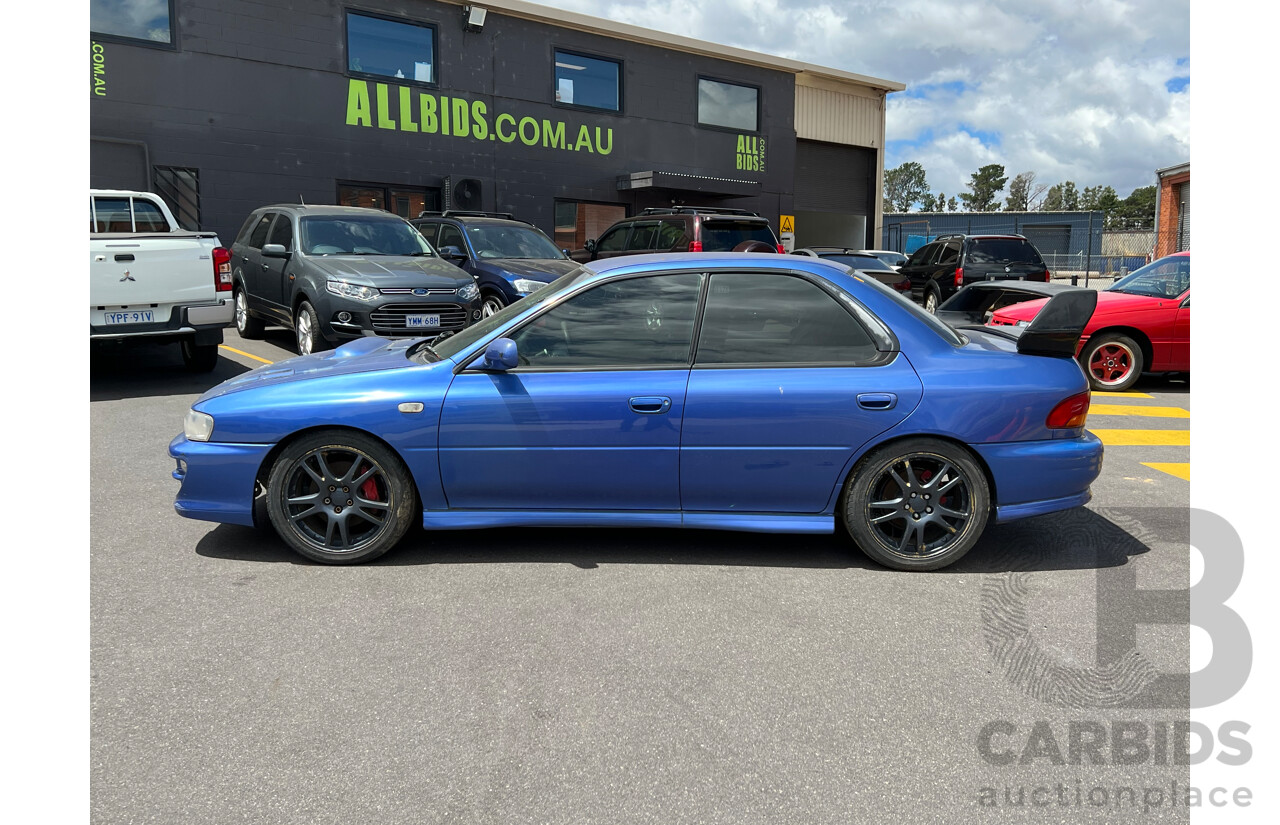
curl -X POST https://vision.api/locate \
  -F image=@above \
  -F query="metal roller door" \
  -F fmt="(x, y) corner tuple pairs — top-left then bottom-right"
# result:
(794, 140), (875, 244)
(1177, 182), (1190, 251)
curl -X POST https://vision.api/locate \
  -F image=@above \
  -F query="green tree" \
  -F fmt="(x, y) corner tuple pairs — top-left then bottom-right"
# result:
(883, 162), (931, 212)
(958, 164), (1007, 212)
(1111, 186), (1157, 229)
(1042, 181), (1079, 211)
(919, 193), (938, 212)
(947, 195), (958, 212)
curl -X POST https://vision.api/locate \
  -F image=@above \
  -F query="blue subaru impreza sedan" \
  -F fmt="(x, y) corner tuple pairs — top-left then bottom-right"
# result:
(170, 253), (1102, 571)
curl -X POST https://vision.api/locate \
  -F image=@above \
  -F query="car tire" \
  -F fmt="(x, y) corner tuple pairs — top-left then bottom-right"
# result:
(265, 429), (417, 564)
(180, 339), (219, 372)
(1080, 333), (1144, 392)
(841, 437), (990, 571)
(923, 287), (940, 314)
(295, 300), (329, 356)
(234, 288), (265, 339)
(481, 290), (507, 318)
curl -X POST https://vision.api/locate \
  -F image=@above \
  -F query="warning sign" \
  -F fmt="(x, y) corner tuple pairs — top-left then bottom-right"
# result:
(779, 214), (794, 234)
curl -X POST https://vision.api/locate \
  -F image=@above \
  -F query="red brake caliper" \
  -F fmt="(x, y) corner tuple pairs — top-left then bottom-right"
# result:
(358, 464), (381, 501)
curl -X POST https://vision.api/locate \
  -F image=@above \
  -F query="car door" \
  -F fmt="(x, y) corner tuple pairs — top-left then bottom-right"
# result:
(903, 242), (940, 301)
(237, 212), (275, 315)
(1172, 293), (1190, 371)
(261, 212), (295, 315)
(680, 270), (923, 514)
(438, 271), (703, 511)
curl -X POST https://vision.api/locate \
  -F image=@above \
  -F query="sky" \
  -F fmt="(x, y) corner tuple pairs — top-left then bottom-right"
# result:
(542, 0), (1190, 206)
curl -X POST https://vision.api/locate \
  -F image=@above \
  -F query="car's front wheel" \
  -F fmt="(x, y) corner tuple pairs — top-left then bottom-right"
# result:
(295, 300), (328, 355)
(841, 438), (990, 571)
(265, 430), (417, 564)
(481, 291), (506, 318)
(1081, 333), (1143, 391)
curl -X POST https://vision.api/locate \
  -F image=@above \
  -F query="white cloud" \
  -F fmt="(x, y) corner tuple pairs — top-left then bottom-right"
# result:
(541, 0), (1189, 198)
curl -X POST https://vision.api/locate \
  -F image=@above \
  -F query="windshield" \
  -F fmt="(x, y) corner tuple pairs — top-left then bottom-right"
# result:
(965, 238), (1042, 265)
(466, 224), (565, 259)
(1105, 254), (1190, 298)
(299, 216), (436, 256)
(822, 254), (893, 271)
(418, 267), (590, 363)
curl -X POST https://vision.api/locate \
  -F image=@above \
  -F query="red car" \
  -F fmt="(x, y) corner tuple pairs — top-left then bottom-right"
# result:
(988, 252), (1189, 391)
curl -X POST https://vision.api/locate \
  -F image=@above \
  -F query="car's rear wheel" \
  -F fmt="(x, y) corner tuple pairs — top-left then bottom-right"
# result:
(923, 287), (940, 314)
(265, 430), (417, 564)
(235, 289), (265, 339)
(180, 338), (219, 372)
(481, 291), (506, 318)
(841, 438), (990, 571)
(295, 300), (328, 355)
(1081, 333), (1143, 391)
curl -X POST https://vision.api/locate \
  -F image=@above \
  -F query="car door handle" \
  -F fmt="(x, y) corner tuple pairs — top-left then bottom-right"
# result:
(857, 392), (898, 410)
(629, 396), (671, 414)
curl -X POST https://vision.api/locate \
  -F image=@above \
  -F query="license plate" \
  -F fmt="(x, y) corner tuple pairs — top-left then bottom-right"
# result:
(404, 313), (440, 328)
(104, 310), (154, 325)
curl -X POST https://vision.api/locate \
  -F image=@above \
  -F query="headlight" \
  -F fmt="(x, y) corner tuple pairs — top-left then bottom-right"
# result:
(184, 409), (215, 442)
(512, 278), (546, 295)
(325, 280), (378, 301)
(457, 282), (480, 302)
(1015, 319), (1032, 328)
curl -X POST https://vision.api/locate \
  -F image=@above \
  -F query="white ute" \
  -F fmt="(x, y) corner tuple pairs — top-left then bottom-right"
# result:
(90, 189), (233, 371)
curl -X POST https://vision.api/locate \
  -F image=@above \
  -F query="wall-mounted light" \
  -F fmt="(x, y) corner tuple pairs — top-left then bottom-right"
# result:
(463, 5), (487, 31)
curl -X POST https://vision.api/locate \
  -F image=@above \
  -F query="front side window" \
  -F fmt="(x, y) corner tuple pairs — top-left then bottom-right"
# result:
(436, 224), (467, 255)
(695, 273), (878, 366)
(510, 274), (702, 368)
(554, 49), (621, 112)
(91, 0), (173, 46)
(267, 215), (294, 250)
(595, 225), (631, 253)
(697, 77), (759, 132)
(347, 11), (436, 84)
(299, 216), (434, 256)
(247, 214), (274, 249)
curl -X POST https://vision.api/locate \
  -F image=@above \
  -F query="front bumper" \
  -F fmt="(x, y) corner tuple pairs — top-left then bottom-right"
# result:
(972, 431), (1104, 524)
(169, 434), (274, 527)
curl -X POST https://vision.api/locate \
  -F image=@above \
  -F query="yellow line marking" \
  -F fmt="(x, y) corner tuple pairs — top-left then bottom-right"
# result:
(1092, 391), (1154, 398)
(1143, 462), (1191, 481)
(1088, 404), (1190, 419)
(1089, 429), (1190, 447)
(219, 345), (274, 365)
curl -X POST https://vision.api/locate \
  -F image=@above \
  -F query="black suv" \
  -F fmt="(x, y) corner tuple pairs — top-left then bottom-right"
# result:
(572, 206), (781, 262)
(230, 205), (481, 355)
(411, 211), (583, 318)
(899, 234), (1050, 313)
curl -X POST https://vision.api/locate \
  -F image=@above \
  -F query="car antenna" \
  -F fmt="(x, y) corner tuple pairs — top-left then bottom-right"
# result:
(298, 193), (306, 207)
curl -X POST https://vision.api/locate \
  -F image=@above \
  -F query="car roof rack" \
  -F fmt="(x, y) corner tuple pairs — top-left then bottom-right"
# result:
(416, 210), (525, 222)
(638, 206), (761, 217)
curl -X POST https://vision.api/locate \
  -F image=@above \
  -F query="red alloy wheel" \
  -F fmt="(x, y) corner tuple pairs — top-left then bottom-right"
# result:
(1089, 343), (1134, 385)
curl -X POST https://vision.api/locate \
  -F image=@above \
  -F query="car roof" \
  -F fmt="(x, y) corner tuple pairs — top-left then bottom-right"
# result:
(259, 205), (406, 219)
(415, 215), (529, 226)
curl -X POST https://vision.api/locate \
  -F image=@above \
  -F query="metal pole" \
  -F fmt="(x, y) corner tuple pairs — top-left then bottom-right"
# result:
(1084, 212), (1094, 288)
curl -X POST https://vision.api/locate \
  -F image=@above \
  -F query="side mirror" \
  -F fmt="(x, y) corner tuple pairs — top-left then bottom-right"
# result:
(262, 243), (290, 258)
(561, 248), (571, 257)
(482, 338), (519, 371)
(439, 245), (467, 261)
(584, 239), (597, 253)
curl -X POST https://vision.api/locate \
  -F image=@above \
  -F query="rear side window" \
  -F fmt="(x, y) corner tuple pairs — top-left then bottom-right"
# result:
(247, 214), (274, 249)
(628, 221), (661, 250)
(695, 272), (878, 365)
(698, 220), (777, 251)
(966, 239), (1042, 265)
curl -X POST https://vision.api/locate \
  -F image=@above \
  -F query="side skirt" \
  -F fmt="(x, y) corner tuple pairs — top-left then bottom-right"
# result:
(422, 510), (835, 534)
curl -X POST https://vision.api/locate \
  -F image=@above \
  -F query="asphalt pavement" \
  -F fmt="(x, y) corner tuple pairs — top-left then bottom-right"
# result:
(91, 330), (1192, 824)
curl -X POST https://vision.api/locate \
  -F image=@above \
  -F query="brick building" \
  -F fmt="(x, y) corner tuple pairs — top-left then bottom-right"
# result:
(1154, 161), (1190, 257)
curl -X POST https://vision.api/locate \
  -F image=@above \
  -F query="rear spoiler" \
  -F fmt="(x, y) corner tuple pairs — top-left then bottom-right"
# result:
(960, 290), (1098, 357)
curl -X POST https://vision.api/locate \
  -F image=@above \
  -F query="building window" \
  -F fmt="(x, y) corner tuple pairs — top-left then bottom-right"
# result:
(338, 183), (441, 219)
(554, 200), (626, 251)
(90, 0), (174, 46)
(697, 77), (759, 132)
(153, 166), (200, 230)
(553, 50), (621, 112)
(346, 11), (437, 85)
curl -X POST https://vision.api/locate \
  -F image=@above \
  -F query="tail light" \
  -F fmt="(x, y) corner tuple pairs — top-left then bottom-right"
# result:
(954, 266), (964, 287)
(893, 278), (911, 292)
(1041, 270), (1052, 282)
(1046, 391), (1091, 429)
(213, 247), (233, 292)
(689, 240), (703, 252)
(775, 243), (785, 254)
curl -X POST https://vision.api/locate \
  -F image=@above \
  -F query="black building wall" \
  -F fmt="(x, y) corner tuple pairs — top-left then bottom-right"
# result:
(90, 0), (798, 245)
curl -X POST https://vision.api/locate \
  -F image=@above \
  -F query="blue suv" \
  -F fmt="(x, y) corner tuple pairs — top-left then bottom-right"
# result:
(411, 212), (584, 317)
